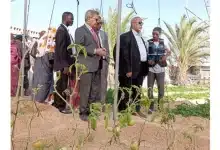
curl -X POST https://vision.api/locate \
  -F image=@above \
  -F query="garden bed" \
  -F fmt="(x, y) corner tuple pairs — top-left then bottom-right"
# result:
(11, 100), (210, 150)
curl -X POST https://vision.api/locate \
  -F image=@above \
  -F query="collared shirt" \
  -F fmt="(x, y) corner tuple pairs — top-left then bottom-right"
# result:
(85, 23), (93, 32)
(97, 30), (103, 48)
(132, 29), (147, 62)
(62, 24), (75, 54)
(85, 23), (100, 54)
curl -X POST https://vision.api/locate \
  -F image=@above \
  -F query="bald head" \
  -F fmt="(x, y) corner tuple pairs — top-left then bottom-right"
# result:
(130, 16), (143, 32)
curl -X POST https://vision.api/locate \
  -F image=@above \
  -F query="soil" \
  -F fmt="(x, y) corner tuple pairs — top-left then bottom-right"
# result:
(11, 99), (210, 150)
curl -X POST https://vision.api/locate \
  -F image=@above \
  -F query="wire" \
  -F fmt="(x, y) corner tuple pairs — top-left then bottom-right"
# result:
(26, 0), (31, 28)
(48, 0), (56, 29)
(126, 0), (137, 14)
(76, 0), (79, 27)
(204, 0), (210, 20)
(100, 0), (103, 17)
(157, 0), (161, 27)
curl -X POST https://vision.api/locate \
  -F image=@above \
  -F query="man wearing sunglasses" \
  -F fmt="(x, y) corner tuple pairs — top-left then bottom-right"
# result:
(114, 16), (148, 118)
(95, 16), (109, 105)
(75, 10), (107, 121)
(147, 27), (171, 114)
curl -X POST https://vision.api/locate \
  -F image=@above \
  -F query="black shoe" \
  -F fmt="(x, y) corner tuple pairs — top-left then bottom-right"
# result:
(137, 111), (147, 118)
(59, 108), (72, 114)
(79, 114), (88, 121)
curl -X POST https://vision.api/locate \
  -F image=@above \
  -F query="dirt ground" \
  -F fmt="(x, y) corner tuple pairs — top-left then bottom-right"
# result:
(11, 99), (210, 150)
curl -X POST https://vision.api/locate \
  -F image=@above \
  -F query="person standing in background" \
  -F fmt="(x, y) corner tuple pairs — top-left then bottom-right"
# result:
(14, 35), (31, 96)
(11, 34), (21, 96)
(75, 9), (107, 121)
(113, 16), (148, 117)
(31, 30), (55, 104)
(53, 12), (75, 114)
(147, 27), (171, 114)
(96, 16), (109, 104)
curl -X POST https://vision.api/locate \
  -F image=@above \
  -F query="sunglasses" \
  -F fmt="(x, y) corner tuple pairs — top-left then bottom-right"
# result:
(138, 22), (144, 25)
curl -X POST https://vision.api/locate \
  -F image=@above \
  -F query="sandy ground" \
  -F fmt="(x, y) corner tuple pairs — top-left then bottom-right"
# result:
(11, 99), (209, 150)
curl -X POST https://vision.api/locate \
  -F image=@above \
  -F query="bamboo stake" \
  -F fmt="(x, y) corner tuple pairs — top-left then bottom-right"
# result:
(20, 0), (28, 96)
(113, 0), (122, 124)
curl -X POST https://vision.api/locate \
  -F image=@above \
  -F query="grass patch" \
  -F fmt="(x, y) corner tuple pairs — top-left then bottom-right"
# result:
(154, 85), (209, 93)
(170, 101), (210, 119)
(106, 86), (209, 104)
(168, 92), (209, 100)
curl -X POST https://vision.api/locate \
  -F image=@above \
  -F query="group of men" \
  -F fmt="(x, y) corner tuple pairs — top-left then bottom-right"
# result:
(52, 9), (170, 121)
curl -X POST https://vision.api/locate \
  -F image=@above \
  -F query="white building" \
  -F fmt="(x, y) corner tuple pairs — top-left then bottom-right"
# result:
(10, 26), (40, 38)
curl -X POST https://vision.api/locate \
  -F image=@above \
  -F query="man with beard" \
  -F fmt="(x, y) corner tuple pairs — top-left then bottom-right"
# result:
(96, 16), (109, 105)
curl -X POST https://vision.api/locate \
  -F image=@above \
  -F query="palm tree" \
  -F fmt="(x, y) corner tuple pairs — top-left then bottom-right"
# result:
(163, 16), (210, 85)
(102, 7), (135, 57)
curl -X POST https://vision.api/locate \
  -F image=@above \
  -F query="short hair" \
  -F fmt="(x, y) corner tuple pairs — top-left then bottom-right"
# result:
(85, 9), (99, 22)
(14, 34), (23, 41)
(153, 27), (162, 34)
(62, 12), (73, 22)
(130, 16), (141, 29)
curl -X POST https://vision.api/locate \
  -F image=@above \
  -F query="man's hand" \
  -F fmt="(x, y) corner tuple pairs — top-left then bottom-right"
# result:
(126, 72), (132, 78)
(95, 48), (107, 57)
(148, 60), (155, 65)
(63, 67), (69, 74)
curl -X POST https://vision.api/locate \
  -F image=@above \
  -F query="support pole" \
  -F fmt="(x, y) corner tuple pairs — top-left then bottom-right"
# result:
(157, 0), (161, 27)
(113, 0), (122, 123)
(76, 0), (79, 28)
(20, 0), (28, 96)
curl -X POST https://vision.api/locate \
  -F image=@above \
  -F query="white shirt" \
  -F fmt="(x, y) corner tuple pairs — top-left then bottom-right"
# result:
(62, 24), (76, 54)
(98, 31), (103, 48)
(132, 29), (147, 62)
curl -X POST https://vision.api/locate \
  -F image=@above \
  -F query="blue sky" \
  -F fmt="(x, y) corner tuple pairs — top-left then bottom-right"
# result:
(11, 0), (209, 37)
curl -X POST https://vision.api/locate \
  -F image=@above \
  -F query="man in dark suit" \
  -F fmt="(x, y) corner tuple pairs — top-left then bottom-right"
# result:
(75, 10), (107, 121)
(113, 16), (148, 117)
(53, 12), (74, 114)
(96, 17), (109, 104)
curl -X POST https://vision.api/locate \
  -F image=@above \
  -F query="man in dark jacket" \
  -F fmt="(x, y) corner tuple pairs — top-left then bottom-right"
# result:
(113, 16), (149, 117)
(53, 12), (74, 114)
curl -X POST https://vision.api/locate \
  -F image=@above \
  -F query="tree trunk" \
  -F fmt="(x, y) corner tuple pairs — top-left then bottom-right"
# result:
(177, 67), (188, 85)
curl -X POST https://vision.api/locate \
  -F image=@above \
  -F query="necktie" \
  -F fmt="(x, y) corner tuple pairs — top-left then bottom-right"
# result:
(91, 28), (100, 48)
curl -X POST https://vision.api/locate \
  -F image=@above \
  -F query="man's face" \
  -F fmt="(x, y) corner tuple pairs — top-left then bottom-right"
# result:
(132, 18), (143, 32)
(96, 18), (103, 31)
(88, 14), (99, 28)
(152, 31), (160, 40)
(66, 14), (74, 26)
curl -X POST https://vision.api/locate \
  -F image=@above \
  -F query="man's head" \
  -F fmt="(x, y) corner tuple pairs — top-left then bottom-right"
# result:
(96, 16), (104, 31)
(152, 27), (162, 41)
(85, 9), (100, 29)
(14, 34), (23, 42)
(130, 16), (143, 32)
(62, 12), (74, 26)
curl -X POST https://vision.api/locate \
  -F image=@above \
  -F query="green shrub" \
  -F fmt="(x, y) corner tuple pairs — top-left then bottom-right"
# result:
(170, 100), (210, 119)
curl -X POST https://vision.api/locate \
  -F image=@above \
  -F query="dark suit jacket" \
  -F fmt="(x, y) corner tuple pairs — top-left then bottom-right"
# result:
(75, 24), (101, 72)
(113, 30), (148, 78)
(54, 24), (73, 71)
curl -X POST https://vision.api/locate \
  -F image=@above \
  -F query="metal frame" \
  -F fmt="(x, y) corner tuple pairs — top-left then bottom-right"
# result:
(113, 0), (122, 122)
